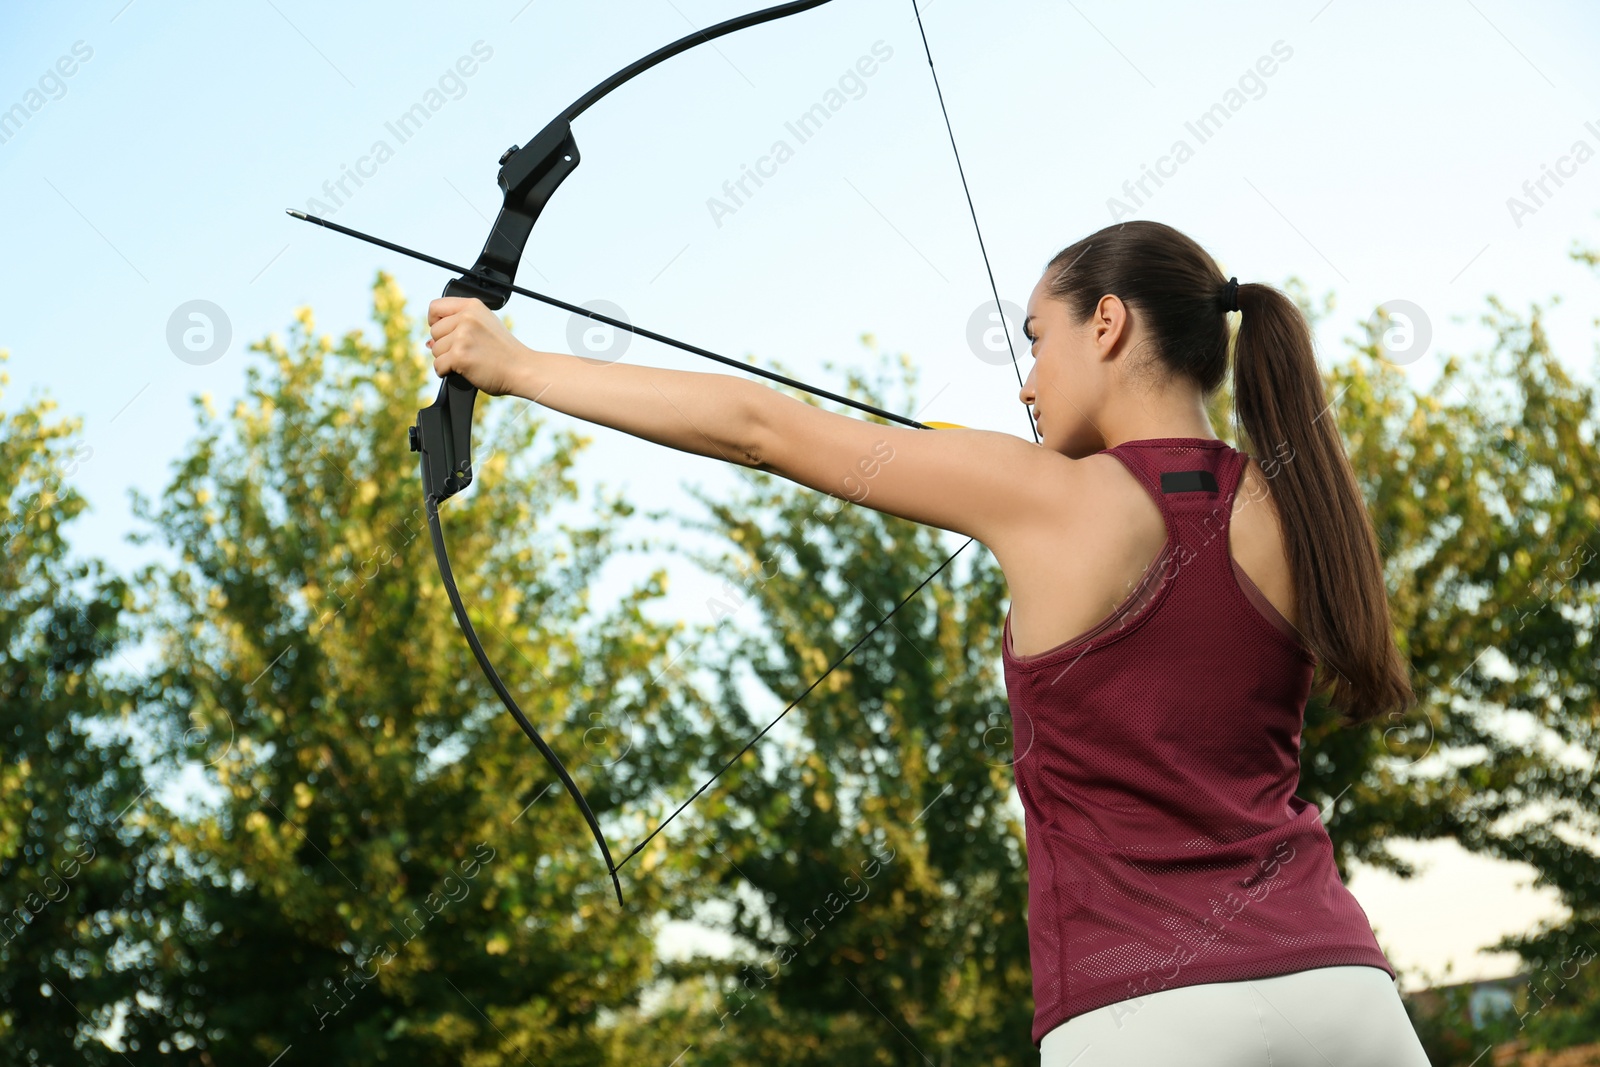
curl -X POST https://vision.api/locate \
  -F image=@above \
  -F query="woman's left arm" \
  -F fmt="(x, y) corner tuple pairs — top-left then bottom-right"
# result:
(429, 296), (770, 466)
(747, 384), (1072, 547)
(428, 297), (1072, 546)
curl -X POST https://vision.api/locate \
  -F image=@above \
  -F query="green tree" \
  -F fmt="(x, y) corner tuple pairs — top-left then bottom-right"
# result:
(0, 357), (152, 1065)
(12, 231), (1598, 1065)
(1369, 251), (1600, 1062)
(127, 278), (705, 1064)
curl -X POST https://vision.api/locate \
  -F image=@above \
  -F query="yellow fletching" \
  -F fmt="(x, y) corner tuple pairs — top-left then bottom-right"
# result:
(922, 421), (967, 430)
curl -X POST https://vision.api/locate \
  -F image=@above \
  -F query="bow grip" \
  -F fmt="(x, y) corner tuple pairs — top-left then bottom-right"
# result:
(412, 119), (582, 503)
(410, 373), (478, 503)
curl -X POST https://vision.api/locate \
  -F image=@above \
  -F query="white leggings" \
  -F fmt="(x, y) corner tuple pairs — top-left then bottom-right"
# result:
(1039, 965), (1433, 1066)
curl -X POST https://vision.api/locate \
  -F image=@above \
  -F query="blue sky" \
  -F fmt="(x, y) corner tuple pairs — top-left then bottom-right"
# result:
(5, 0), (1599, 988)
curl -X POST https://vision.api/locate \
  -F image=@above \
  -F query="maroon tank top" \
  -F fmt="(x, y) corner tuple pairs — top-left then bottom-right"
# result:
(1000, 438), (1394, 1046)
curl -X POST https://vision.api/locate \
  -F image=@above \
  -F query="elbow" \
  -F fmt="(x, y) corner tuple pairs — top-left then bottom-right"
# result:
(735, 378), (775, 471)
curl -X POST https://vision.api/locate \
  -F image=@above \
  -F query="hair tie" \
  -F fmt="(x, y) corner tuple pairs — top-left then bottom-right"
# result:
(1219, 277), (1240, 313)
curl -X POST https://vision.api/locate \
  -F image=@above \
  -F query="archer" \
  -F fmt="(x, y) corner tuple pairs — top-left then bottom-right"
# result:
(426, 217), (1432, 1066)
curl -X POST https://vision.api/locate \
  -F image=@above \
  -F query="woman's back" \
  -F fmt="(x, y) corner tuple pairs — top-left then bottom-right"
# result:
(1001, 437), (1299, 660)
(999, 438), (1399, 1050)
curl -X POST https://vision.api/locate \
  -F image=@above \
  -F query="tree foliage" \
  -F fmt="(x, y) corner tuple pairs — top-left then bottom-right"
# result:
(122, 277), (701, 1064)
(4, 237), (1600, 1064)
(0, 357), (151, 1065)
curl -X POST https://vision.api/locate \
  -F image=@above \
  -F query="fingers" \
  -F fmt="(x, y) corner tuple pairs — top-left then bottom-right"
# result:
(427, 297), (487, 361)
(428, 311), (463, 345)
(429, 329), (456, 377)
(428, 295), (482, 325)
(428, 296), (497, 349)
(424, 296), (507, 387)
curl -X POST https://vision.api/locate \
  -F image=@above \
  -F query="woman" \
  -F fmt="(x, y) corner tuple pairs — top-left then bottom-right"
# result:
(426, 220), (1433, 1065)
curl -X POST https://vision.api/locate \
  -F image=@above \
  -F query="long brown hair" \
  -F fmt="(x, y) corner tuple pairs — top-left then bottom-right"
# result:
(1043, 220), (1414, 726)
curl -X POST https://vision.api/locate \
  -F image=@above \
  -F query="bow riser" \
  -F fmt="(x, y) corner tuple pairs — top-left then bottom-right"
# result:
(451, 118), (582, 311)
(410, 120), (583, 504)
(410, 374), (477, 503)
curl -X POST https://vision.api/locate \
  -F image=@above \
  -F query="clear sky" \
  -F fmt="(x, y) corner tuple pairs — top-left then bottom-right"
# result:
(4, 0), (1598, 989)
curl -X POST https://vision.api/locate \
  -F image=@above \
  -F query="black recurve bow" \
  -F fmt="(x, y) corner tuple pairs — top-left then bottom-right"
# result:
(289, 0), (1032, 906)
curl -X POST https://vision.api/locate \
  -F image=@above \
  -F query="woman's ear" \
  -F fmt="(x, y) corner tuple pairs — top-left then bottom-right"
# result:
(1091, 294), (1129, 357)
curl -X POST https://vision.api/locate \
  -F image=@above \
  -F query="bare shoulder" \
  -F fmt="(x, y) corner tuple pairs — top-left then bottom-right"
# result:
(1230, 454), (1287, 543)
(1229, 453), (1298, 627)
(991, 449), (1170, 655)
(990, 449), (1164, 571)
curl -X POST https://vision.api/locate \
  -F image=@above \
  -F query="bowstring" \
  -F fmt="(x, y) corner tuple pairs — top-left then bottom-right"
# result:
(613, 0), (1037, 871)
(614, 538), (971, 869)
(911, 0), (1038, 445)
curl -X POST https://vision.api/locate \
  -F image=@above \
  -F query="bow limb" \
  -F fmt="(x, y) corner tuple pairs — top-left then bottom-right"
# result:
(444, 0), (841, 314)
(426, 497), (626, 905)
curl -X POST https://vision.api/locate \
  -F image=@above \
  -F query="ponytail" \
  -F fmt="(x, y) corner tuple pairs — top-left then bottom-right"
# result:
(1231, 282), (1414, 725)
(1044, 222), (1415, 726)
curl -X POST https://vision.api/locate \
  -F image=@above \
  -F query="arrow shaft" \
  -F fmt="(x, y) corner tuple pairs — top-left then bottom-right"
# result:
(287, 210), (927, 431)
